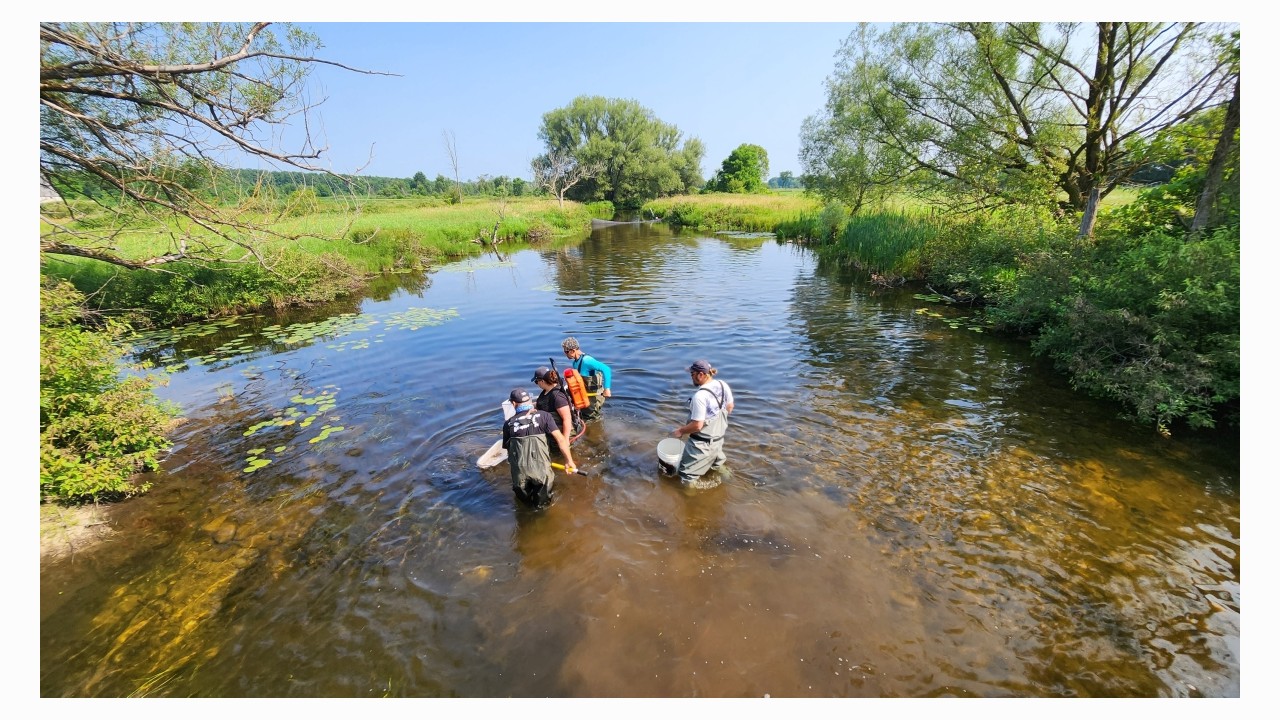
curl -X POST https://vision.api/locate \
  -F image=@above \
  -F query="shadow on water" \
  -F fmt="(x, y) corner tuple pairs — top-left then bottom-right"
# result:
(41, 223), (1239, 698)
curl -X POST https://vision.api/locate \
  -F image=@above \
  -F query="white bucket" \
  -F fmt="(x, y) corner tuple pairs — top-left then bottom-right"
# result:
(657, 438), (684, 474)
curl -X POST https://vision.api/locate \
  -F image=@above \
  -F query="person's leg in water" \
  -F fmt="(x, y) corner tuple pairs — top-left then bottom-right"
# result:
(582, 375), (605, 421)
(677, 436), (721, 483)
(514, 476), (552, 508)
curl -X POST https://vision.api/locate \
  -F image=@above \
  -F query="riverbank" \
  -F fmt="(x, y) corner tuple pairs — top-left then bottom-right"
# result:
(42, 196), (608, 327)
(40, 502), (114, 563)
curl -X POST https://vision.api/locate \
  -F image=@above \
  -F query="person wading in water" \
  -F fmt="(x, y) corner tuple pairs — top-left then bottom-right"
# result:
(561, 337), (612, 421)
(670, 359), (734, 485)
(532, 365), (583, 441)
(502, 388), (577, 508)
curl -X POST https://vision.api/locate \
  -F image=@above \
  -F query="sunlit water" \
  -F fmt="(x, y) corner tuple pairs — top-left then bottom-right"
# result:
(40, 223), (1239, 697)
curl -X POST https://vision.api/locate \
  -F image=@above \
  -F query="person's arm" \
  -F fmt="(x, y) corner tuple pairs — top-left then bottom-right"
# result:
(672, 418), (704, 438)
(557, 404), (573, 437)
(722, 381), (734, 414)
(586, 355), (612, 395)
(550, 428), (576, 471)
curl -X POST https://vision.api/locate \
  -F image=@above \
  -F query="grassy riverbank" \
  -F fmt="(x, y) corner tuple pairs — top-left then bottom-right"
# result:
(41, 196), (607, 326)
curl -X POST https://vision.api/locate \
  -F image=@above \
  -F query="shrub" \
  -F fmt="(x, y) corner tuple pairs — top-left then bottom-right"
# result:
(1030, 225), (1240, 431)
(41, 281), (177, 503)
(921, 208), (1074, 304)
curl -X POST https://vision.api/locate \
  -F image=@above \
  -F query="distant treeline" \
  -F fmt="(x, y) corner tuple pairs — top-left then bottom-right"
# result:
(51, 167), (537, 203)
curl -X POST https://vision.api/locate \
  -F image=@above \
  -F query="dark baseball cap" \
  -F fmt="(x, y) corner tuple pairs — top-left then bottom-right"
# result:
(531, 366), (552, 382)
(509, 387), (531, 404)
(687, 359), (712, 373)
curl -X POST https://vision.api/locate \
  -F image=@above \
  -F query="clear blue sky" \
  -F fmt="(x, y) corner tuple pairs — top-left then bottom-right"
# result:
(273, 22), (860, 183)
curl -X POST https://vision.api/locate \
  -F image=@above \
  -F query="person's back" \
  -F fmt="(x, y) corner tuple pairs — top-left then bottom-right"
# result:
(503, 390), (557, 506)
(501, 387), (577, 507)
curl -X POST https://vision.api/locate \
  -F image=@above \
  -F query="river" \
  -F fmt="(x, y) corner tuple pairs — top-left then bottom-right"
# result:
(39, 222), (1240, 698)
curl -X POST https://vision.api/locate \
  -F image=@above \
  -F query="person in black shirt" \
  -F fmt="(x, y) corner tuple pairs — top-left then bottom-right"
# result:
(502, 388), (577, 507)
(532, 365), (583, 440)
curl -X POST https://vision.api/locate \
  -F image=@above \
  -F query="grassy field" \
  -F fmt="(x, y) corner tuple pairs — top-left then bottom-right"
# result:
(642, 191), (823, 231)
(42, 195), (600, 274)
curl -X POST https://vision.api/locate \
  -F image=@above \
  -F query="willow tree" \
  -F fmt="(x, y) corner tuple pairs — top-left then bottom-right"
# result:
(535, 96), (705, 209)
(801, 22), (1238, 236)
(40, 22), (385, 270)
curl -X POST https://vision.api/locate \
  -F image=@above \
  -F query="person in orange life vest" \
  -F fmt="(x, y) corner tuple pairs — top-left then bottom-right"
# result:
(561, 336), (612, 420)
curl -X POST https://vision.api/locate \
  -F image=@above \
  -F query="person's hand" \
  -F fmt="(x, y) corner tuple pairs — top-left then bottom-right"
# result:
(603, 388), (612, 398)
(565, 464), (577, 475)
(671, 428), (682, 438)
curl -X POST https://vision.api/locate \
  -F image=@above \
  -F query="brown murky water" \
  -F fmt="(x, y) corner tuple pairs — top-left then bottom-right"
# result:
(40, 224), (1239, 697)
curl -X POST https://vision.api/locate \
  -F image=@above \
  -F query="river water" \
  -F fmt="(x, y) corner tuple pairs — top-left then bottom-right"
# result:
(39, 222), (1240, 698)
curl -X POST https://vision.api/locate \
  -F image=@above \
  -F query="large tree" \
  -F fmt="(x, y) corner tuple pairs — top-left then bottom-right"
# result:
(706, 143), (769, 193)
(534, 96), (704, 209)
(801, 22), (1237, 235)
(40, 22), (383, 270)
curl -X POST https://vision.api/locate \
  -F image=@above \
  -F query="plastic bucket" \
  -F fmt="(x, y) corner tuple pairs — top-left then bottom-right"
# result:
(657, 438), (684, 474)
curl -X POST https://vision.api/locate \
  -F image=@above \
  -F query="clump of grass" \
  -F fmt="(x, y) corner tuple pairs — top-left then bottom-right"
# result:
(643, 192), (821, 232)
(824, 211), (941, 279)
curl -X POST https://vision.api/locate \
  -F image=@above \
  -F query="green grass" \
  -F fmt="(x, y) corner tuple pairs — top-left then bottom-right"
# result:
(41, 195), (598, 323)
(642, 192), (822, 231)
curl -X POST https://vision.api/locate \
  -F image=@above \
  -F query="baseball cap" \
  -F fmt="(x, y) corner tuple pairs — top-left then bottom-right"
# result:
(509, 387), (531, 404)
(687, 359), (712, 373)
(531, 366), (552, 382)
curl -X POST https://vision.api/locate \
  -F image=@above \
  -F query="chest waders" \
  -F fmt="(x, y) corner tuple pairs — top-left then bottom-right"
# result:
(574, 356), (606, 420)
(678, 382), (729, 484)
(508, 427), (554, 507)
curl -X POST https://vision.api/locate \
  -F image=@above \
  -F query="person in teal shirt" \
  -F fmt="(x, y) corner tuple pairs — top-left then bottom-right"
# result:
(561, 336), (612, 421)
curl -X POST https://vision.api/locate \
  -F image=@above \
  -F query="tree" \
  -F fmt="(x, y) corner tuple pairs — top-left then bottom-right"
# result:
(40, 22), (387, 270)
(532, 149), (604, 209)
(442, 129), (463, 204)
(535, 96), (704, 209)
(411, 171), (428, 192)
(802, 22), (1237, 235)
(768, 171), (801, 189)
(706, 143), (769, 193)
(1192, 32), (1240, 234)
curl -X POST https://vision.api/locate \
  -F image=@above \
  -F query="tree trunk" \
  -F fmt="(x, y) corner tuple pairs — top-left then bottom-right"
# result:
(1191, 76), (1240, 234)
(1078, 186), (1101, 238)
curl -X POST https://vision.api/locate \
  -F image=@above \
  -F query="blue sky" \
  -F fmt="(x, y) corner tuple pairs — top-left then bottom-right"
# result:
(266, 22), (859, 182)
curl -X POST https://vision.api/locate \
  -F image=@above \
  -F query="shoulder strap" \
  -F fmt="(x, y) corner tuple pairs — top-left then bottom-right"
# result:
(695, 382), (725, 410)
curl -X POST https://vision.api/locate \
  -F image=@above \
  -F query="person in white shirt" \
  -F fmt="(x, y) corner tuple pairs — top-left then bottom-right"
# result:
(670, 359), (735, 485)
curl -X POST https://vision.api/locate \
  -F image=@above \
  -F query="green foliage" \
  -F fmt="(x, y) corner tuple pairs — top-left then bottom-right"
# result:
(51, 253), (366, 326)
(1028, 226), (1239, 431)
(536, 95), (705, 209)
(584, 201), (615, 220)
(824, 211), (940, 279)
(921, 207), (1073, 303)
(705, 144), (770, 193)
(768, 171), (802, 189)
(802, 22), (1234, 224)
(41, 281), (176, 503)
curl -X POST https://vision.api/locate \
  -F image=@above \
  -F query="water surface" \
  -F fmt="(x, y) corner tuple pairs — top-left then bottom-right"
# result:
(40, 223), (1240, 697)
